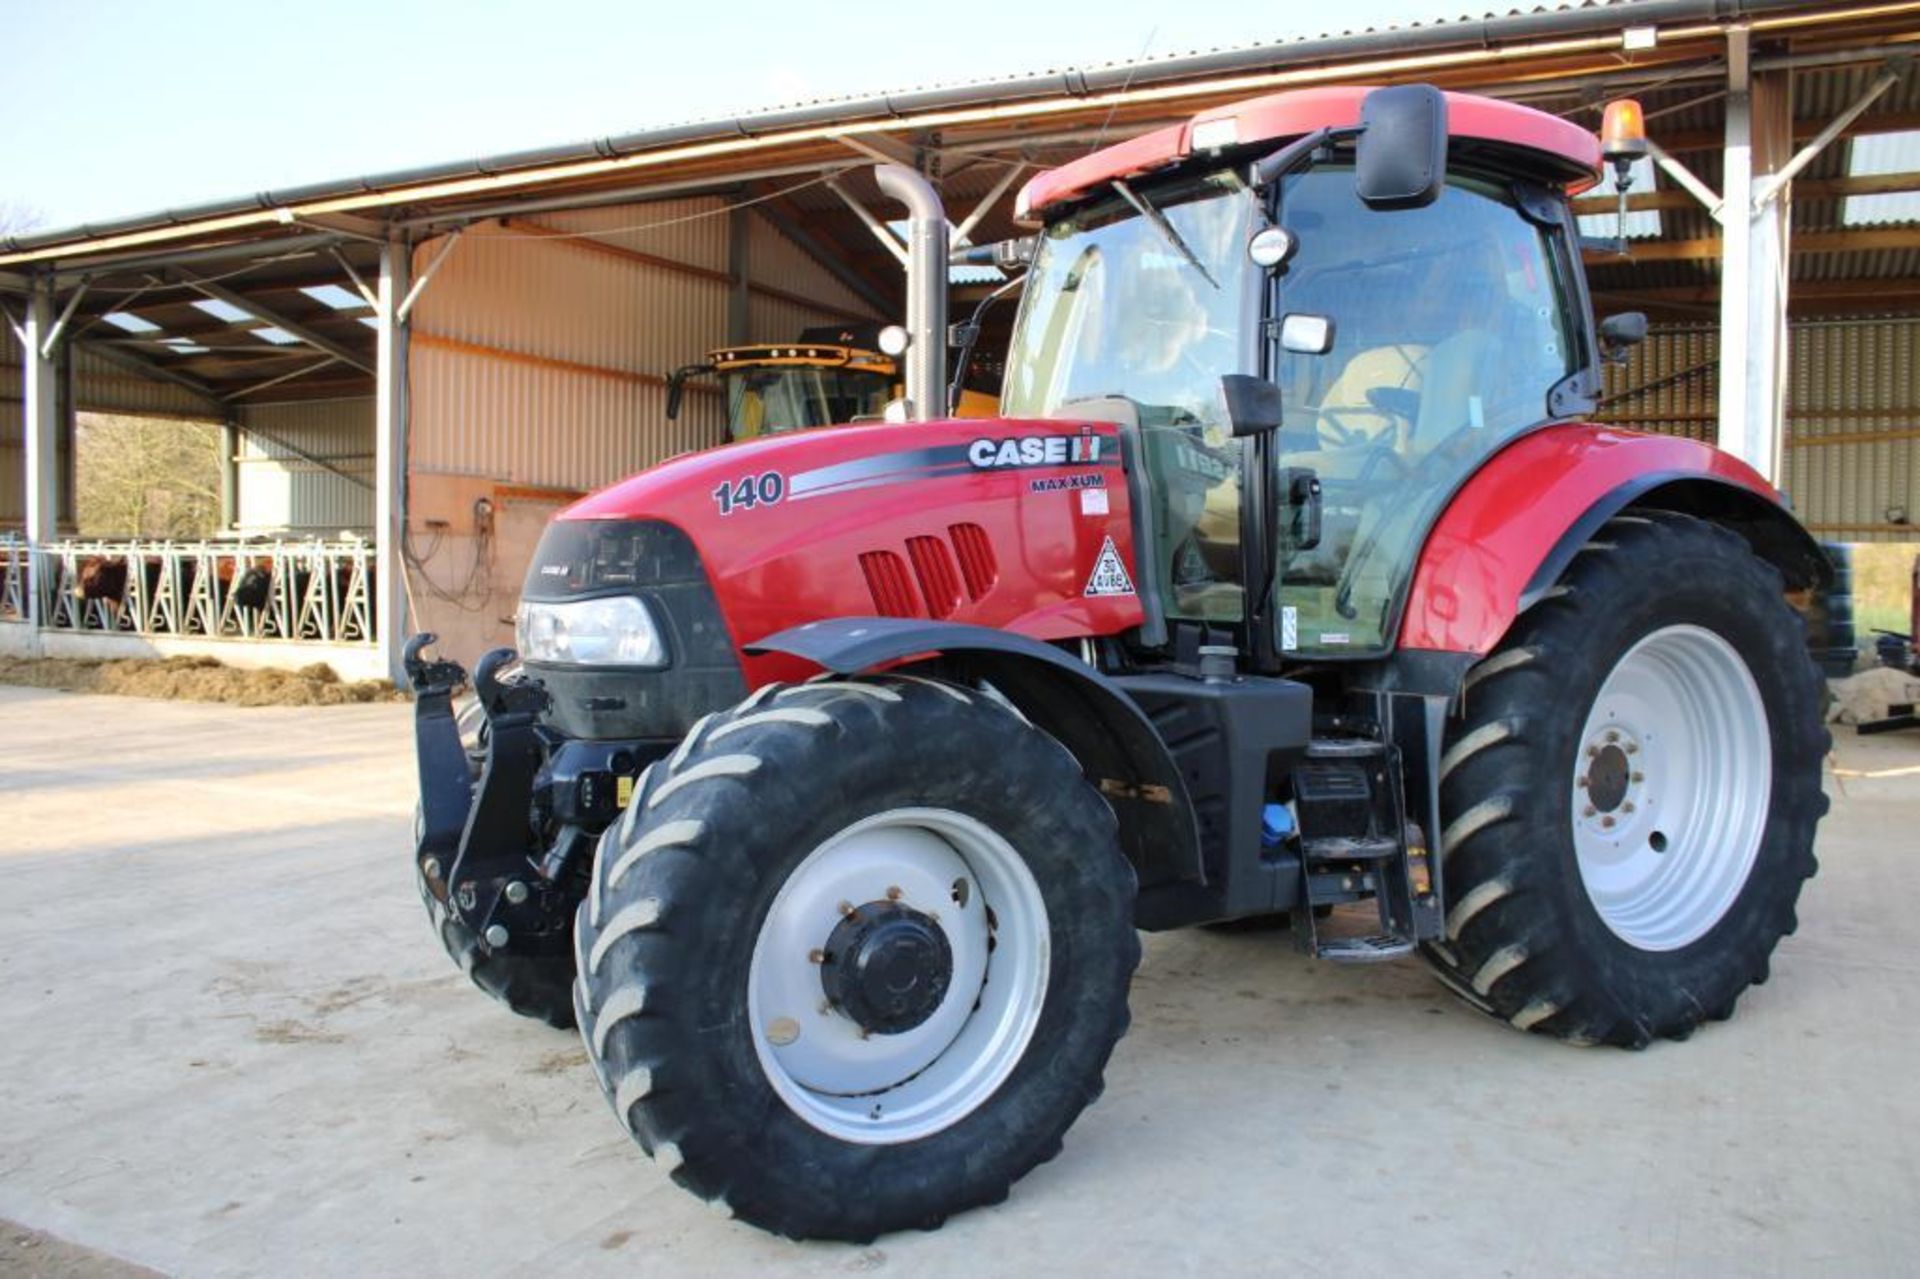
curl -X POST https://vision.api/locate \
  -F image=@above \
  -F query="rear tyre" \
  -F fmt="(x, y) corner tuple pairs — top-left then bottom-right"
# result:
(574, 676), (1139, 1241)
(413, 813), (576, 1030)
(1423, 512), (1828, 1046)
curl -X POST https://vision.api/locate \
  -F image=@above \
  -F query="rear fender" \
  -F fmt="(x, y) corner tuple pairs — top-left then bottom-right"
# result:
(1399, 426), (1826, 658)
(747, 617), (1203, 891)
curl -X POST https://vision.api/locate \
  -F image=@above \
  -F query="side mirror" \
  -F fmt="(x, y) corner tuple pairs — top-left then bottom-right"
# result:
(1221, 374), (1283, 438)
(1599, 311), (1648, 363)
(1355, 84), (1448, 211)
(664, 362), (711, 421)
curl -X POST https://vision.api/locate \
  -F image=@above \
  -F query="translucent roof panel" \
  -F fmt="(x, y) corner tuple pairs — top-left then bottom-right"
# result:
(251, 326), (302, 345)
(1842, 131), (1920, 226)
(191, 298), (254, 324)
(301, 284), (370, 311)
(1577, 156), (1662, 240)
(101, 311), (162, 333)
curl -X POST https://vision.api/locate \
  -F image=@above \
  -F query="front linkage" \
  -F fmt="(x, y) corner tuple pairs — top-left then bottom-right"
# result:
(405, 634), (577, 963)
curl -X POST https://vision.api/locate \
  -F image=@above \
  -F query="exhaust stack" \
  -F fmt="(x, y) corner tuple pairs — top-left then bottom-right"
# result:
(872, 165), (949, 422)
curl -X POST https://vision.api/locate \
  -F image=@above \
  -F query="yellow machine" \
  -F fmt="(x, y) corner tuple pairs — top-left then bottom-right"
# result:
(667, 325), (997, 441)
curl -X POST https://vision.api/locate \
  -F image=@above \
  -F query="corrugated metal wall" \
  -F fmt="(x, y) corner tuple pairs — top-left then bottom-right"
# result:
(232, 398), (375, 534)
(745, 212), (879, 342)
(1598, 318), (1920, 540)
(408, 198), (881, 492)
(402, 193), (883, 664)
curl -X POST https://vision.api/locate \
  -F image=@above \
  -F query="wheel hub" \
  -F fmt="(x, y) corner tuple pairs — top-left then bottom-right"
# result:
(1577, 726), (1645, 831)
(821, 901), (954, 1035)
(1569, 624), (1771, 952)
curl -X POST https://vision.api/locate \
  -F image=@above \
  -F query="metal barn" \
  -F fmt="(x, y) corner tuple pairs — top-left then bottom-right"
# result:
(3, 0), (1917, 679)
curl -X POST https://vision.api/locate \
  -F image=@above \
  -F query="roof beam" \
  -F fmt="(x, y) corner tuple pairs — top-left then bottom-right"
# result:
(833, 132), (921, 169)
(78, 339), (226, 409)
(173, 272), (375, 374)
(1586, 226), (1920, 263)
(756, 191), (901, 316)
(1655, 108), (1920, 154)
(1571, 169), (1920, 214)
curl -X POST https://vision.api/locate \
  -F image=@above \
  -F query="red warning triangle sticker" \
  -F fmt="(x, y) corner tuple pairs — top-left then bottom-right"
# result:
(1084, 536), (1136, 597)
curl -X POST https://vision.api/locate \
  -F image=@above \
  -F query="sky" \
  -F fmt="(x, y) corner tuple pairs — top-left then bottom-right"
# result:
(0, 0), (1470, 233)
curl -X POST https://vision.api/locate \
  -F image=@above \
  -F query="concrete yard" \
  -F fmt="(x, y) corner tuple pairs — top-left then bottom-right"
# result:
(1, 685), (1915, 1278)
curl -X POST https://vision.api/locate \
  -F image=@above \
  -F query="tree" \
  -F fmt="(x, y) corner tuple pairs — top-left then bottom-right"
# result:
(0, 201), (43, 236)
(75, 413), (225, 539)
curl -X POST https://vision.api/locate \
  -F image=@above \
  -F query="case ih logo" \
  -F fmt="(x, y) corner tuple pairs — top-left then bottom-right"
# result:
(968, 435), (1103, 469)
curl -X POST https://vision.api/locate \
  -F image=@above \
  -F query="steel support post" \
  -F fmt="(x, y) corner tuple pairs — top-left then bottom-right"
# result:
(220, 422), (240, 531)
(21, 281), (57, 646)
(727, 203), (752, 344)
(1716, 31), (1793, 487)
(375, 233), (411, 682)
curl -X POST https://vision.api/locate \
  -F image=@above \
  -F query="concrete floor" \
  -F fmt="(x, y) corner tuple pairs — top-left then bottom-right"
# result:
(0, 685), (1915, 1279)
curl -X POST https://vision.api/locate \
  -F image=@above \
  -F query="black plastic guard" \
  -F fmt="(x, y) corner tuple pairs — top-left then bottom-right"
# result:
(405, 633), (473, 897)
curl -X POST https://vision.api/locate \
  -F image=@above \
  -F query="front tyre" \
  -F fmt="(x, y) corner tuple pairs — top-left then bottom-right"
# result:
(412, 828), (577, 1030)
(1425, 512), (1828, 1046)
(574, 676), (1139, 1241)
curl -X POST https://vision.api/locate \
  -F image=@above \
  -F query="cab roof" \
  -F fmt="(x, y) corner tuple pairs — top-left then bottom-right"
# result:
(1015, 85), (1603, 219)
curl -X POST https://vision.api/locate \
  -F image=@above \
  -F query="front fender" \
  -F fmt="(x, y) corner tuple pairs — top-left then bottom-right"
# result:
(748, 617), (1202, 891)
(1398, 425), (1825, 656)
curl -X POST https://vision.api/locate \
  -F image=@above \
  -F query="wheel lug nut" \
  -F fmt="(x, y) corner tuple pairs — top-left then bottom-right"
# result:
(1626, 743), (1639, 755)
(484, 924), (509, 948)
(1632, 771), (1645, 783)
(1583, 804), (1597, 817)
(1601, 816), (1616, 829)
(1622, 802), (1636, 814)
(766, 1017), (800, 1046)
(1586, 745), (1599, 758)
(808, 948), (826, 964)
(1577, 777), (1589, 789)
(885, 885), (903, 902)
(1605, 730), (1619, 744)
(838, 901), (856, 917)
(504, 880), (529, 905)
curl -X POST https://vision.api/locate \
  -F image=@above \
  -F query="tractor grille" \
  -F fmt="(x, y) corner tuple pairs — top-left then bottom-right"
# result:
(948, 522), (998, 599)
(859, 550), (921, 617)
(906, 536), (962, 619)
(520, 518), (745, 740)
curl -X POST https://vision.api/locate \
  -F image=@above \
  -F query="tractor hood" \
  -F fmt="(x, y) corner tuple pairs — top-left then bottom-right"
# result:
(548, 417), (1147, 682)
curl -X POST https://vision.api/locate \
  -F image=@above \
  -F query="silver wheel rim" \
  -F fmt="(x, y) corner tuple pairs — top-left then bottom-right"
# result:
(1571, 623), (1771, 952)
(746, 808), (1050, 1144)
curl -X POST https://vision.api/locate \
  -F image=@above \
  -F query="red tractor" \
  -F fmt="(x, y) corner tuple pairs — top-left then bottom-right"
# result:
(406, 84), (1829, 1241)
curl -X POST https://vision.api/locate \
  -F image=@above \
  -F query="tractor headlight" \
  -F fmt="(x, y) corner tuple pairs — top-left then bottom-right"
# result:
(515, 595), (668, 668)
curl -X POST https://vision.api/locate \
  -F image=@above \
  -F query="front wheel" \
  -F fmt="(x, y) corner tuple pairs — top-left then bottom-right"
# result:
(1425, 511), (1828, 1046)
(574, 676), (1139, 1241)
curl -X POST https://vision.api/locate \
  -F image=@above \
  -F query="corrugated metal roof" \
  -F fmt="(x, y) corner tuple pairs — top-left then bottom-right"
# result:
(0, 0), (1849, 261)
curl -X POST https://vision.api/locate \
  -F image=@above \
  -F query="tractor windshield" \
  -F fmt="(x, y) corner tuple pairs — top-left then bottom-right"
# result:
(1005, 159), (1579, 655)
(1001, 171), (1256, 622)
(725, 366), (895, 441)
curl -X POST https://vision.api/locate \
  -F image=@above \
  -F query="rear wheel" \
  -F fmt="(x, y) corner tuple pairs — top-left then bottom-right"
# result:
(1424, 512), (1828, 1046)
(574, 676), (1138, 1240)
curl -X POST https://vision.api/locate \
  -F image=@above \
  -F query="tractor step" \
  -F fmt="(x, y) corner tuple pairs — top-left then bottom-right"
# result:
(1303, 834), (1401, 862)
(1315, 934), (1416, 964)
(1304, 737), (1388, 760)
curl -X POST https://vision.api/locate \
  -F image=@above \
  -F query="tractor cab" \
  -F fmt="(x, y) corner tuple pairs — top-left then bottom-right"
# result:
(1003, 86), (1604, 660)
(667, 327), (899, 442)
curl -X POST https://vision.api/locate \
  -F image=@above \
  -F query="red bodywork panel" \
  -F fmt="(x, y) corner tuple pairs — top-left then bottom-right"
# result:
(1398, 424), (1786, 656)
(1018, 85), (1602, 218)
(561, 418), (1144, 686)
